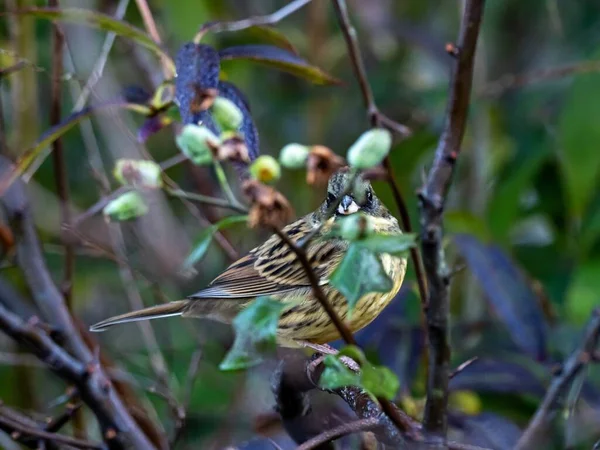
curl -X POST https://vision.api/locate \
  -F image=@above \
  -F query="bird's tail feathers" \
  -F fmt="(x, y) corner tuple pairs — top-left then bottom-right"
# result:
(89, 301), (188, 332)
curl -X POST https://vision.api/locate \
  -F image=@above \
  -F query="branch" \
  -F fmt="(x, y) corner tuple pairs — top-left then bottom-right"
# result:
(296, 417), (380, 450)
(479, 60), (600, 98)
(331, 0), (429, 328)
(0, 158), (157, 450)
(515, 308), (600, 450)
(0, 405), (101, 450)
(195, 0), (312, 41)
(418, 0), (485, 441)
(48, 0), (75, 311)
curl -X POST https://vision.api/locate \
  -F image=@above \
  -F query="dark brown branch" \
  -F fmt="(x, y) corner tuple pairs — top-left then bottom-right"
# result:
(270, 227), (356, 345)
(0, 407), (101, 450)
(0, 157), (156, 450)
(296, 417), (380, 450)
(331, 0), (429, 327)
(418, 0), (485, 441)
(48, 0), (75, 311)
(515, 308), (600, 450)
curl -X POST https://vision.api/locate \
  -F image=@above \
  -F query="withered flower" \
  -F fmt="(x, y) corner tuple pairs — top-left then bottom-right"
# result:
(217, 132), (250, 164)
(306, 145), (345, 186)
(190, 86), (218, 114)
(243, 179), (294, 229)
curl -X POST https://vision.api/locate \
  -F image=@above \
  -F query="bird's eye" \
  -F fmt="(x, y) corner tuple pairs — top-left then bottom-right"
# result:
(326, 192), (336, 206)
(366, 190), (373, 204)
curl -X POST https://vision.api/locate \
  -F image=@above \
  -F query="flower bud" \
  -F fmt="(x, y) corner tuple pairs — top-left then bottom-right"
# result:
(211, 97), (244, 132)
(346, 128), (392, 169)
(249, 155), (281, 184)
(113, 159), (162, 189)
(338, 213), (374, 241)
(279, 143), (310, 169)
(176, 124), (220, 165)
(103, 192), (149, 222)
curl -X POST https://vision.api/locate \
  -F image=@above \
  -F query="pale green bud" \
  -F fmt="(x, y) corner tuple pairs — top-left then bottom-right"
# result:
(279, 143), (310, 169)
(249, 156), (281, 184)
(103, 192), (149, 221)
(176, 125), (220, 165)
(211, 97), (244, 132)
(346, 128), (392, 169)
(113, 159), (162, 189)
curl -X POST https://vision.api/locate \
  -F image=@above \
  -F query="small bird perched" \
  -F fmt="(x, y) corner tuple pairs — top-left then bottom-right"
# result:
(90, 169), (407, 345)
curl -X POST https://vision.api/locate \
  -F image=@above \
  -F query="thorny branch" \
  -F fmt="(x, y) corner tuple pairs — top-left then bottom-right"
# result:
(515, 308), (600, 450)
(418, 0), (485, 442)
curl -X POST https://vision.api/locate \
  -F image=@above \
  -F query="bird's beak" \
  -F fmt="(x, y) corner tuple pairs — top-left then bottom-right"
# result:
(337, 195), (360, 215)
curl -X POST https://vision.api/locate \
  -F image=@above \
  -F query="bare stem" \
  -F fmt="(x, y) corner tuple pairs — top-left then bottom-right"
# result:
(296, 417), (380, 450)
(515, 308), (600, 450)
(195, 0), (313, 42)
(418, 0), (485, 441)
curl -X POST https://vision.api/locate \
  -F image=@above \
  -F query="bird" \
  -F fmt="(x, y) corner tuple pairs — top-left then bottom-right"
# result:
(90, 169), (407, 345)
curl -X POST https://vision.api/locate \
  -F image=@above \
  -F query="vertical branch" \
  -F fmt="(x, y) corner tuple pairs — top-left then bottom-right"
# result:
(418, 0), (485, 441)
(331, 0), (429, 322)
(48, 0), (74, 310)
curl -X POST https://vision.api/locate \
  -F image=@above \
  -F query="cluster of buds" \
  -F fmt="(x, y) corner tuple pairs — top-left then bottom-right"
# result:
(176, 94), (251, 166)
(279, 143), (345, 186)
(277, 128), (393, 185)
(113, 159), (163, 189)
(242, 179), (293, 229)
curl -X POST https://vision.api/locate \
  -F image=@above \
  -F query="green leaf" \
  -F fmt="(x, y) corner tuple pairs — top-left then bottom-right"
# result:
(319, 354), (361, 390)
(330, 244), (393, 312)
(355, 233), (416, 256)
(219, 296), (286, 371)
(361, 363), (400, 400)
(319, 351), (400, 400)
(18, 7), (175, 76)
(218, 45), (341, 85)
(0, 102), (151, 196)
(183, 215), (248, 270)
(565, 259), (600, 325)
(558, 69), (600, 221)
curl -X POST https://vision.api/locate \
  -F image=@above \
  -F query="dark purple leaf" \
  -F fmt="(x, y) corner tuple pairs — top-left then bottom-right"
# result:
(218, 45), (341, 85)
(454, 234), (548, 360)
(449, 358), (546, 397)
(175, 42), (220, 126)
(449, 412), (522, 450)
(218, 81), (259, 162)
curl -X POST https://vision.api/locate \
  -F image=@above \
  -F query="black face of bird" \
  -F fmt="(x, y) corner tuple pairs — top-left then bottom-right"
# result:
(317, 169), (387, 220)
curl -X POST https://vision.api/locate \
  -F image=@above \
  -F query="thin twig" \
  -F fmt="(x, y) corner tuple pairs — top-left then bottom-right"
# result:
(418, 0), (485, 441)
(48, 0), (75, 311)
(296, 417), (380, 450)
(73, 0), (130, 111)
(165, 187), (248, 214)
(195, 0), (313, 42)
(515, 308), (600, 450)
(271, 227), (356, 345)
(0, 414), (102, 449)
(331, 0), (429, 326)
(133, 0), (172, 78)
(480, 60), (600, 98)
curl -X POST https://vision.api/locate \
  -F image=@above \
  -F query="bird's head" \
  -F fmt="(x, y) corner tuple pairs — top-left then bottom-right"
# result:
(316, 168), (393, 223)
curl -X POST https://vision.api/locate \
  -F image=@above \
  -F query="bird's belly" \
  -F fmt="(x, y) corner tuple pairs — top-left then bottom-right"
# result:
(277, 254), (406, 344)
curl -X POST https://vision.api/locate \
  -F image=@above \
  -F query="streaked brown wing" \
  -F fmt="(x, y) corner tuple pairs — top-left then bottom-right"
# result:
(188, 217), (344, 300)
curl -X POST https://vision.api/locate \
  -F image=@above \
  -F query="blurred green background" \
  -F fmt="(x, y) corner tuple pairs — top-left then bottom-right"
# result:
(1, 0), (600, 448)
